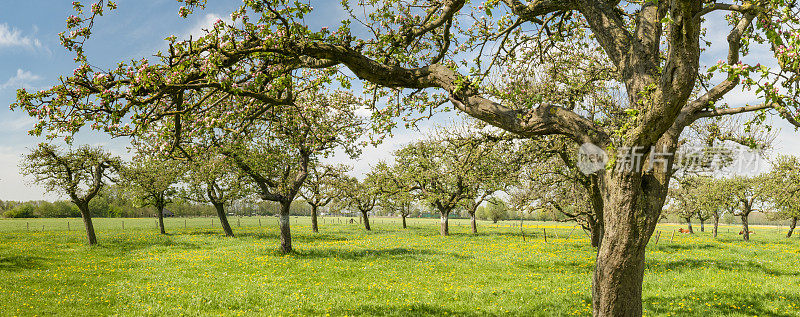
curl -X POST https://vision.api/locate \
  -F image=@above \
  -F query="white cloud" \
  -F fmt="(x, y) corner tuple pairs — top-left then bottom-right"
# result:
(321, 127), (431, 179)
(0, 23), (44, 51)
(1, 69), (42, 90)
(0, 116), (35, 132)
(185, 13), (228, 39)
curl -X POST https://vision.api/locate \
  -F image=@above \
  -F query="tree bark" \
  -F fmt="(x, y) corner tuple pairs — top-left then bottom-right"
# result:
(156, 204), (166, 235)
(588, 215), (603, 248)
(76, 201), (97, 246)
(699, 219), (705, 232)
(590, 224), (603, 248)
(470, 212), (477, 234)
(787, 216), (797, 238)
(212, 202), (235, 237)
(685, 217), (694, 234)
(588, 179), (605, 248)
(741, 214), (750, 241)
(311, 204), (319, 233)
(279, 201), (292, 253)
(439, 210), (449, 236)
(592, 173), (662, 317)
(401, 214), (407, 229)
(713, 215), (719, 238)
(361, 210), (371, 231)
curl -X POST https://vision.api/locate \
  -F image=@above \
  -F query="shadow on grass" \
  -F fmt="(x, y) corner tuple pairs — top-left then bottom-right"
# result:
(646, 258), (799, 276)
(644, 291), (799, 317)
(182, 230), (229, 236)
(297, 301), (585, 316)
(287, 247), (470, 260)
(298, 303), (526, 316)
(235, 231), (350, 242)
(647, 243), (719, 252)
(712, 235), (800, 246)
(100, 236), (202, 253)
(0, 255), (49, 271)
(516, 260), (594, 275)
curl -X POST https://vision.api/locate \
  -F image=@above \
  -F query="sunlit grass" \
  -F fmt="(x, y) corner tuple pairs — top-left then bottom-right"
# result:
(0, 217), (798, 316)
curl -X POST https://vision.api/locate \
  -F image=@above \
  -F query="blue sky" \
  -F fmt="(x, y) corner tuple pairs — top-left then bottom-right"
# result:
(1, 2), (799, 201)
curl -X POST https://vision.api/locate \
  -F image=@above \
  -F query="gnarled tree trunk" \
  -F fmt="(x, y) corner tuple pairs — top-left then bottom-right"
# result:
(588, 179), (605, 248)
(279, 201), (292, 253)
(361, 210), (371, 231)
(741, 214), (750, 241)
(439, 210), (449, 236)
(684, 217), (694, 234)
(587, 215), (603, 248)
(699, 219), (705, 232)
(401, 214), (407, 229)
(212, 202), (234, 237)
(470, 212), (477, 234)
(76, 201), (97, 246)
(156, 204), (166, 235)
(311, 204), (319, 233)
(787, 217), (797, 238)
(713, 215), (720, 238)
(592, 170), (664, 317)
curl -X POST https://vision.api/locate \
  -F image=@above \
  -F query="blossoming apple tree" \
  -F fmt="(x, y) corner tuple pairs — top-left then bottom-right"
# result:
(12, 0), (800, 314)
(20, 144), (120, 245)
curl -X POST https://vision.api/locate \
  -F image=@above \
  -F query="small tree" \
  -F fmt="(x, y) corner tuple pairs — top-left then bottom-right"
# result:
(694, 177), (733, 238)
(667, 177), (707, 234)
(120, 157), (183, 234)
(510, 145), (603, 246)
(767, 156), (800, 238)
(372, 162), (415, 229)
(183, 154), (249, 237)
(461, 192), (492, 234)
(300, 163), (349, 233)
(338, 174), (379, 231)
(724, 175), (770, 241)
(20, 144), (119, 245)
(477, 197), (509, 224)
(394, 126), (517, 236)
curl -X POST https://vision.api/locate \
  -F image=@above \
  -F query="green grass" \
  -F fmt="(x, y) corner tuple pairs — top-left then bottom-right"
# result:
(0, 217), (798, 316)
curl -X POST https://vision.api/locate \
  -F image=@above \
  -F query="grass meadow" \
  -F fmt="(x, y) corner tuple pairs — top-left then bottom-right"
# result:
(0, 216), (799, 316)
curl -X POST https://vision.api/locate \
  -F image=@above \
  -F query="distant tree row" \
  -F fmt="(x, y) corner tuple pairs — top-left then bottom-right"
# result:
(667, 155), (800, 240)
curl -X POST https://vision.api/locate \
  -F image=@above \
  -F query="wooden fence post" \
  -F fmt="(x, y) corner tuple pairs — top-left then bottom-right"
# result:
(122, 221), (124, 230)
(670, 230), (675, 243)
(27, 222), (29, 231)
(543, 228), (547, 243)
(67, 222), (70, 231)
